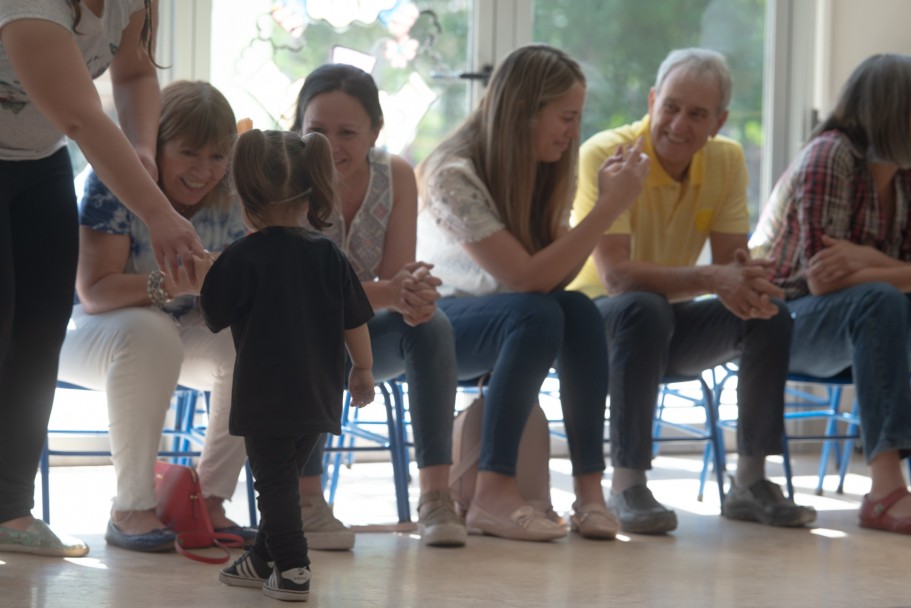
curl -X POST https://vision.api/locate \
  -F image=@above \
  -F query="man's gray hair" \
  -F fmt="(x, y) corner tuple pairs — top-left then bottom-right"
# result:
(654, 48), (733, 114)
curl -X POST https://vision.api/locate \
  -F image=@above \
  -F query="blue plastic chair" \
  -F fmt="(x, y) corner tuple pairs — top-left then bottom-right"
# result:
(41, 382), (257, 526)
(321, 380), (412, 523)
(652, 373), (727, 504)
(544, 370), (727, 505)
(779, 371), (861, 499)
(701, 366), (872, 501)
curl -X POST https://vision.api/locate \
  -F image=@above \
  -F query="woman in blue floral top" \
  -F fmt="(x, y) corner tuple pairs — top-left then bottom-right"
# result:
(57, 80), (253, 552)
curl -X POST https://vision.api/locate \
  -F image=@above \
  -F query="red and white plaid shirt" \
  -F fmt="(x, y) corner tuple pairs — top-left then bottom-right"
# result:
(751, 130), (911, 299)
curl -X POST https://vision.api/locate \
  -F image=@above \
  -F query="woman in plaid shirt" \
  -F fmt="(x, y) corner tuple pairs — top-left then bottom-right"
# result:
(752, 53), (911, 535)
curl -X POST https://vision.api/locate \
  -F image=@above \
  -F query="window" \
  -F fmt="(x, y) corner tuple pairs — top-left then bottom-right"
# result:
(208, 0), (476, 166)
(532, 0), (767, 223)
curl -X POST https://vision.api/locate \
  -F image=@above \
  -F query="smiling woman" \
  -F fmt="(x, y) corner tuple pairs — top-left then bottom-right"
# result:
(55, 80), (257, 553)
(413, 44), (649, 542)
(158, 139), (230, 217)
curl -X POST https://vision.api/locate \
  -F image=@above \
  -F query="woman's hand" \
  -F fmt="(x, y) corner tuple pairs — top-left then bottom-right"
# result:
(808, 235), (894, 284)
(394, 262), (441, 326)
(162, 253), (214, 298)
(594, 137), (650, 219)
(145, 209), (206, 284)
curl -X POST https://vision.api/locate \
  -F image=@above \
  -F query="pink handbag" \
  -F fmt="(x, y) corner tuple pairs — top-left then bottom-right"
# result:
(154, 462), (246, 563)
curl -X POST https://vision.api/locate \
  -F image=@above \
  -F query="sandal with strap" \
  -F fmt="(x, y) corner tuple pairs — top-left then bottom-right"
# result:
(859, 487), (911, 534)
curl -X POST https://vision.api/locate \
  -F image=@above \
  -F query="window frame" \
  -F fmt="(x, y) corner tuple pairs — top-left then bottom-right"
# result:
(158, 0), (820, 209)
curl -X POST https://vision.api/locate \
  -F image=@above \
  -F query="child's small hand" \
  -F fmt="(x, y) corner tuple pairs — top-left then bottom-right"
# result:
(192, 252), (215, 286)
(348, 366), (375, 407)
(163, 252), (214, 297)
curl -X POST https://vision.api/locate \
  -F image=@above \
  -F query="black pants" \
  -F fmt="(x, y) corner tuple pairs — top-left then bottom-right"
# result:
(597, 291), (792, 470)
(0, 148), (78, 522)
(245, 433), (321, 571)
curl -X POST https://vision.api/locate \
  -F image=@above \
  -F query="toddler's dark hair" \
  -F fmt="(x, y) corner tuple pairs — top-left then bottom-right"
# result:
(232, 130), (336, 230)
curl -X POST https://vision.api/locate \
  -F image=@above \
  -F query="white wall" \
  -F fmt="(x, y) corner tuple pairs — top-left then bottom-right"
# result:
(817, 0), (911, 116)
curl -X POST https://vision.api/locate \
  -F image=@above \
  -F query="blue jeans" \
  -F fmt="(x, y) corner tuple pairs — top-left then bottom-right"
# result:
(302, 309), (457, 475)
(787, 283), (911, 462)
(439, 291), (608, 477)
(597, 292), (792, 470)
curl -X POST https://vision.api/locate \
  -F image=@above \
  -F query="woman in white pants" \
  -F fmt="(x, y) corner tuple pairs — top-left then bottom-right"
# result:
(58, 81), (251, 552)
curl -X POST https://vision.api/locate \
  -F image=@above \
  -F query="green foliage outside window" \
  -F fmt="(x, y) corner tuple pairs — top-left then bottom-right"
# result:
(533, 0), (766, 218)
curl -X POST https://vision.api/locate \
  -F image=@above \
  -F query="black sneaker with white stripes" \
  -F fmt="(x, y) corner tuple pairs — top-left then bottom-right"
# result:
(262, 565), (311, 601)
(218, 550), (272, 588)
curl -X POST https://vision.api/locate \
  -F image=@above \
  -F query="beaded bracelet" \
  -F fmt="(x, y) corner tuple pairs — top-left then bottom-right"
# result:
(147, 269), (170, 309)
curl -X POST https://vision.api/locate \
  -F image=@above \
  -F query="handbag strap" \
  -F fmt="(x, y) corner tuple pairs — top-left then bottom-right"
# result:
(173, 531), (246, 564)
(450, 375), (489, 483)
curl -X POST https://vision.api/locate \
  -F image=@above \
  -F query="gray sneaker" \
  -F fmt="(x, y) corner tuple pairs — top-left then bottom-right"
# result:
(607, 485), (678, 534)
(417, 491), (467, 547)
(722, 479), (817, 527)
(300, 495), (355, 551)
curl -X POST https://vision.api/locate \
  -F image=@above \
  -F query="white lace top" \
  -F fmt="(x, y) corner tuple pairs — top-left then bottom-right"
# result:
(416, 158), (509, 297)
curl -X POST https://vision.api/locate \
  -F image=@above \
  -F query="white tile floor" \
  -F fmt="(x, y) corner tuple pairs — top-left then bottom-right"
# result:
(8, 382), (908, 607)
(5, 449), (909, 608)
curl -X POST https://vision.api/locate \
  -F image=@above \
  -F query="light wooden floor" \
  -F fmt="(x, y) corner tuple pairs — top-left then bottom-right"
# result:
(3, 451), (909, 608)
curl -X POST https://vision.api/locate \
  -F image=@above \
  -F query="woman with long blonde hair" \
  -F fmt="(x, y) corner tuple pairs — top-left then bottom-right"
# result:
(417, 44), (649, 541)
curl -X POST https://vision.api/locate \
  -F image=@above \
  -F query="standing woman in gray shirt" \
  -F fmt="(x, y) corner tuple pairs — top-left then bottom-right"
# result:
(0, 0), (203, 557)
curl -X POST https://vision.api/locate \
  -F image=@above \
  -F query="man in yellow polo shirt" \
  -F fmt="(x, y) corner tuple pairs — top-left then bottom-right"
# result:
(570, 48), (816, 534)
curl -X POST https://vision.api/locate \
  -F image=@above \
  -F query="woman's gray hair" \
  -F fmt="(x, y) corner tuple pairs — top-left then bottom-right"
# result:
(654, 48), (732, 114)
(814, 53), (911, 167)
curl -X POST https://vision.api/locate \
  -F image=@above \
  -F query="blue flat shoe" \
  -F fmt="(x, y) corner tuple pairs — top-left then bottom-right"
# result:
(105, 520), (176, 552)
(214, 525), (258, 546)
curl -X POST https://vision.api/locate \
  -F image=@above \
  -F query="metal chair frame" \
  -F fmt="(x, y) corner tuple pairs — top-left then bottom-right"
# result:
(321, 381), (412, 523)
(41, 382), (256, 526)
(544, 370), (727, 505)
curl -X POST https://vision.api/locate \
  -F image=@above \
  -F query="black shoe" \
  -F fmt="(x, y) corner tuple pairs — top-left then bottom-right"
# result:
(607, 485), (677, 534)
(722, 479), (817, 527)
(262, 565), (311, 601)
(219, 549), (272, 588)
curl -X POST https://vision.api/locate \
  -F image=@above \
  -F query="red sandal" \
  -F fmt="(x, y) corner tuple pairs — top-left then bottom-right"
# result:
(859, 487), (911, 534)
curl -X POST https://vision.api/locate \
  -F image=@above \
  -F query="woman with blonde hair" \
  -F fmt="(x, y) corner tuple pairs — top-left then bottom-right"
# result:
(57, 80), (254, 552)
(416, 44), (649, 541)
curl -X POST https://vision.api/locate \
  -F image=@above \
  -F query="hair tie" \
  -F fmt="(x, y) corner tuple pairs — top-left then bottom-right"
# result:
(270, 188), (313, 205)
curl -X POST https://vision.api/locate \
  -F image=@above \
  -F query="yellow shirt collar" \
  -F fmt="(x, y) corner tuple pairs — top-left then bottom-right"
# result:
(639, 115), (705, 188)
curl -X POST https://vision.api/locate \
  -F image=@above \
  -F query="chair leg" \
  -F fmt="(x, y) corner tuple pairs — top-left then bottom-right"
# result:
(700, 378), (727, 507)
(653, 386), (669, 457)
(815, 386), (842, 495)
(836, 399), (861, 494)
(697, 442), (712, 502)
(326, 394), (353, 505)
(380, 383), (411, 523)
(390, 381), (412, 481)
(244, 461), (257, 526)
(782, 437), (795, 501)
(40, 442), (51, 524)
